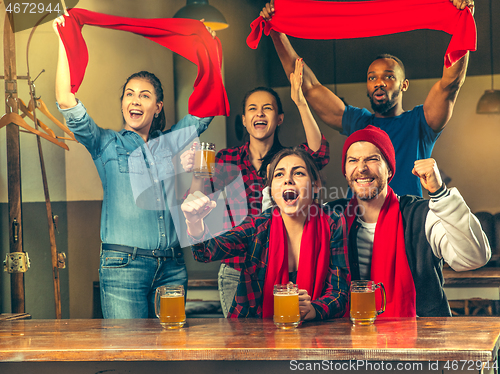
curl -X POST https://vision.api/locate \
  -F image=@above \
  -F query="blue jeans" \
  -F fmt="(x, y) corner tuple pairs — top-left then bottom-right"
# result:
(99, 249), (188, 319)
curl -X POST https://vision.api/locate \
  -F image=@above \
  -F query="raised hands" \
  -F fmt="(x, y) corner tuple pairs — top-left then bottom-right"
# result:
(260, 1), (275, 21)
(200, 19), (217, 39)
(52, 15), (65, 33)
(412, 158), (443, 194)
(290, 58), (306, 108)
(52, 15), (65, 36)
(181, 191), (217, 238)
(289, 57), (322, 151)
(450, 0), (474, 14)
(52, 8), (69, 34)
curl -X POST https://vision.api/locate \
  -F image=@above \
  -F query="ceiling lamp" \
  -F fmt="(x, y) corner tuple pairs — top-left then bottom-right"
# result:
(174, 0), (229, 31)
(477, 90), (500, 114)
(477, 0), (500, 114)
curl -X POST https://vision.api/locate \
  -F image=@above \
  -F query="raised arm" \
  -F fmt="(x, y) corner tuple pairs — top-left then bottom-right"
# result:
(182, 191), (257, 263)
(290, 58), (321, 151)
(423, 53), (469, 133)
(426, 186), (491, 270)
(261, 1), (345, 132)
(423, 0), (474, 132)
(181, 191), (217, 238)
(413, 158), (491, 270)
(53, 15), (77, 109)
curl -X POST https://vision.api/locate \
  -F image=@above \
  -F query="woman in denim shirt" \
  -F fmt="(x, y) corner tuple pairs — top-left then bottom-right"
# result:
(54, 16), (213, 318)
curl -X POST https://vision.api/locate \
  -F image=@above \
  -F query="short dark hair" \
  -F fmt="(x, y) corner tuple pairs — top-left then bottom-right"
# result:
(120, 71), (166, 136)
(373, 54), (406, 79)
(265, 147), (323, 189)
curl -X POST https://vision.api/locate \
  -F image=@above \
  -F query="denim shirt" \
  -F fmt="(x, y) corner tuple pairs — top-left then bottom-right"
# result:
(58, 101), (212, 250)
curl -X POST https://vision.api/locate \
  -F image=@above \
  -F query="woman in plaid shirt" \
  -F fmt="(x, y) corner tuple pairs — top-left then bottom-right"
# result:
(181, 59), (330, 317)
(182, 148), (349, 320)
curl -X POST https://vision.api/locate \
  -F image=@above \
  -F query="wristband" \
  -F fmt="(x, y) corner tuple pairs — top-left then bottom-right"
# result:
(428, 183), (449, 201)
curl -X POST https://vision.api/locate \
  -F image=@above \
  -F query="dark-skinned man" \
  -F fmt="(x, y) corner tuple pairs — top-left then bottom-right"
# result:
(260, 0), (474, 197)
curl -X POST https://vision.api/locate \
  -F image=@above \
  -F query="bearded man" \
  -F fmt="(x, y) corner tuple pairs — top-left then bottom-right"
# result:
(326, 126), (490, 317)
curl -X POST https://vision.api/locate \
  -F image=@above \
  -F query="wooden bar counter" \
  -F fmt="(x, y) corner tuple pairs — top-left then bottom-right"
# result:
(0, 317), (499, 373)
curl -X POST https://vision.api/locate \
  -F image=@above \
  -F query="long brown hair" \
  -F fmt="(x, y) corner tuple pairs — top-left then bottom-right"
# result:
(266, 147), (322, 190)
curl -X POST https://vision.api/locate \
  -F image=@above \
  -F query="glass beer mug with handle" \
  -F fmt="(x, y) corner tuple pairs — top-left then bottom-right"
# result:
(273, 284), (301, 329)
(155, 285), (186, 329)
(350, 280), (386, 325)
(192, 142), (216, 178)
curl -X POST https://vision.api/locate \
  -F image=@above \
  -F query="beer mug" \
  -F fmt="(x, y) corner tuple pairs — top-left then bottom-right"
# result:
(350, 280), (386, 325)
(273, 284), (300, 329)
(192, 142), (216, 178)
(155, 285), (186, 329)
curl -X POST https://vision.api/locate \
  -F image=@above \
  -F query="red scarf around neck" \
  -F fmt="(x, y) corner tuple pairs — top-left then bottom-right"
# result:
(345, 187), (416, 317)
(57, 8), (229, 117)
(262, 205), (331, 318)
(247, 0), (476, 68)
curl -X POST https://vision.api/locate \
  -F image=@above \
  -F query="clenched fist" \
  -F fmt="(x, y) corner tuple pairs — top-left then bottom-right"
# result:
(412, 158), (443, 194)
(181, 191), (216, 238)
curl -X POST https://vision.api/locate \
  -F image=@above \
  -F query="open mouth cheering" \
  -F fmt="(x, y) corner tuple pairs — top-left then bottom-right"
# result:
(283, 189), (299, 205)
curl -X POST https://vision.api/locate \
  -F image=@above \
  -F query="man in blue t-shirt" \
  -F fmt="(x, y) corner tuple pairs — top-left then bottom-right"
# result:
(260, 0), (474, 196)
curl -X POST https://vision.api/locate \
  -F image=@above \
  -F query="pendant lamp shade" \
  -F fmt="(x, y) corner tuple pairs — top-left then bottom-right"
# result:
(174, 0), (229, 31)
(477, 90), (500, 114)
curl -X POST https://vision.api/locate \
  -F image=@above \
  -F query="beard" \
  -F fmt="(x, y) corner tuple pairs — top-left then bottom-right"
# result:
(348, 175), (388, 201)
(367, 83), (402, 115)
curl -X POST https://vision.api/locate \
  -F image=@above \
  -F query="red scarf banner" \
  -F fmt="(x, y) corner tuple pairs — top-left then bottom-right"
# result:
(57, 8), (229, 117)
(247, 0), (476, 68)
(345, 187), (416, 317)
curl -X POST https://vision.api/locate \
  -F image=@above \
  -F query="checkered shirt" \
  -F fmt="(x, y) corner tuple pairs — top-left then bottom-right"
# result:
(204, 135), (330, 270)
(190, 205), (349, 319)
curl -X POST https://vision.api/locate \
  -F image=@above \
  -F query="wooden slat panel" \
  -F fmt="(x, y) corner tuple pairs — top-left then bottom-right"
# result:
(443, 268), (500, 286)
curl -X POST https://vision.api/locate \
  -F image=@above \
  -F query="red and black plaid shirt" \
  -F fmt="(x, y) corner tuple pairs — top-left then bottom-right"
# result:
(190, 205), (349, 319)
(203, 135), (329, 270)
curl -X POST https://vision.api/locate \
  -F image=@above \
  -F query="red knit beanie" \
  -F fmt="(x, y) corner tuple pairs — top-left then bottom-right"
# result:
(341, 125), (396, 182)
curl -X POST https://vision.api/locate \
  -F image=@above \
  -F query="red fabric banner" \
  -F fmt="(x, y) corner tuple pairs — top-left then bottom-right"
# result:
(58, 8), (229, 117)
(247, 0), (476, 68)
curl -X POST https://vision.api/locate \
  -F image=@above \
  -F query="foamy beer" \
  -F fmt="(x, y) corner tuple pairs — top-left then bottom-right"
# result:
(350, 280), (386, 325)
(193, 142), (216, 178)
(154, 285), (186, 329)
(273, 284), (300, 329)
